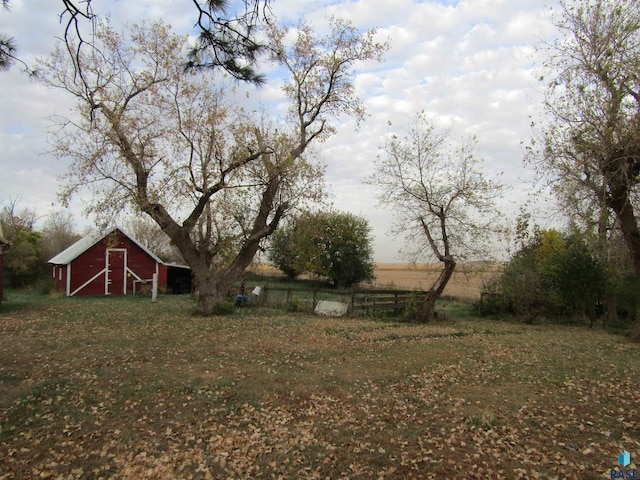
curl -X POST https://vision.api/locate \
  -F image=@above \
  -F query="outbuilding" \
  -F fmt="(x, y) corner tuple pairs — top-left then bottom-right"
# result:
(48, 227), (191, 296)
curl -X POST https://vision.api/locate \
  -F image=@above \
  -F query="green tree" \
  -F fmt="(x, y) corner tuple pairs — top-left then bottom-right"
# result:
(270, 211), (375, 288)
(5, 230), (43, 287)
(533, 0), (640, 340)
(0, 201), (45, 287)
(43, 19), (386, 314)
(370, 112), (504, 322)
(500, 228), (564, 322)
(553, 232), (606, 325)
(269, 223), (303, 280)
(314, 212), (375, 288)
(500, 228), (606, 324)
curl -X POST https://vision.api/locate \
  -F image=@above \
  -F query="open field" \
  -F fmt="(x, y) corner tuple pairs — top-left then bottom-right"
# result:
(254, 263), (501, 300)
(1, 291), (639, 479)
(367, 263), (500, 299)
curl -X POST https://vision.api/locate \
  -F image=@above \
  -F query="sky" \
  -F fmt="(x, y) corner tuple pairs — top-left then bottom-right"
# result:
(0, 0), (562, 262)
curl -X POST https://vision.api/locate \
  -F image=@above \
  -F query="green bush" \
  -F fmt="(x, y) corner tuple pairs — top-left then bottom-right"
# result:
(210, 302), (235, 316)
(497, 229), (606, 323)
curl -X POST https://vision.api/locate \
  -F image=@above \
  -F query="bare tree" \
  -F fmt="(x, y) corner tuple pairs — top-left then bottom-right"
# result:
(123, 215), (179, 263)
(532, 0), (640, 340)
(42, 19), (386, 314)
(40, 210), (81, 262)
(370, 112), (504, 321)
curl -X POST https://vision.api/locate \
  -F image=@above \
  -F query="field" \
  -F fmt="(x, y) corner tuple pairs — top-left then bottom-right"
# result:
(367, 263), (499, 299)
(1, 290), (639, 479)
(255, 263), (500, 300)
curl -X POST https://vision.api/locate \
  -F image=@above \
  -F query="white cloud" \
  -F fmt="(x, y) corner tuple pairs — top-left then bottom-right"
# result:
(0, 0), (561, 261)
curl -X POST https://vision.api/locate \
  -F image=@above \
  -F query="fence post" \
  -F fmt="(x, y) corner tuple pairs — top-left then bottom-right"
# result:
(349, 289), (355, 315)
(152, 273), (158, 303)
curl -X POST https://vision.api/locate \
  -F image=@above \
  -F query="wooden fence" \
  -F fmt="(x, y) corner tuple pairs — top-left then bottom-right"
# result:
(251, 284), (425, 316)
(351, 289), (423, 316)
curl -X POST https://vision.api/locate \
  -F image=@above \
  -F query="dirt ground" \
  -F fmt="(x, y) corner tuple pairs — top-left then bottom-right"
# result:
(255, 263), (501, 300)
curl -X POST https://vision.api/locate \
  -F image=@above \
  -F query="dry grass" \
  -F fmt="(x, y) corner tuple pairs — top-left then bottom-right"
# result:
(255, 263), (501, 300)
(366, 263), (501, 299)
(0, 290), (638, 479)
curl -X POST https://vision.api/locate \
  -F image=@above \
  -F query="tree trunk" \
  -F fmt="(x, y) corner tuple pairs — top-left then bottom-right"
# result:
(604, 291), (617, 329)
(189, 262), (226, 315)
(630, 316), (640, 343)
(416, 290), (437, 322)
(197, 290), (220, 315)
(142, 157), (287, 315)
(414, 257), (456, 323)
(608, 185), (640, 342)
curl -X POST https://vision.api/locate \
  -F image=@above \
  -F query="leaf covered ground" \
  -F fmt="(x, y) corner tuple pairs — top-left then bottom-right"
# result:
(0, 291), (638, 479)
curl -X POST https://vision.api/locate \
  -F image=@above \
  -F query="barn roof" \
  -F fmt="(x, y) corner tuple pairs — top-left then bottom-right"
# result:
(48, 226), (163, 265)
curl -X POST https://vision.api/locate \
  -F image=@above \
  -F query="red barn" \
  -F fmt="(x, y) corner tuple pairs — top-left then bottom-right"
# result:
(0, 223), (9, 305)
(48, 227), (191, 296)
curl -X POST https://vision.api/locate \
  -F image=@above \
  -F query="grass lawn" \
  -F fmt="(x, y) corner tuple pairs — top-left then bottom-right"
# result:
(0, 290), (638, 479)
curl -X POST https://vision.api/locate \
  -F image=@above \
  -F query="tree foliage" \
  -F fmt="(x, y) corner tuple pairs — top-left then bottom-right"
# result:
(4, 230), (43, 287)
(370, 112), (504, 321)
(42, 19), (386, 314)
(269, 211), (376, 288)
(533, 0), (640, 340)
(0, 201), (43, 287)
(0, 0), (19, 71)
(0, 202), (81, 288)
(2, 0), (271, 79)
(269, 223), (302, 280)
(498, 227), (606, 324)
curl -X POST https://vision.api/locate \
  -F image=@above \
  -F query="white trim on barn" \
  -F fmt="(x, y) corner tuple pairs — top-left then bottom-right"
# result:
(48, 226), (192, 297)
(106, 248), (128, 295)
(49, 226), (163, 265)
(70, 268), (107, 297)
(66, 263), (71, 296)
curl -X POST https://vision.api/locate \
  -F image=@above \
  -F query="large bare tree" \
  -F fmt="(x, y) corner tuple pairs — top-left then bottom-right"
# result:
(370, 112), (504, 322)
(532, 0), (640, 340)
(41, 19), (386, 314)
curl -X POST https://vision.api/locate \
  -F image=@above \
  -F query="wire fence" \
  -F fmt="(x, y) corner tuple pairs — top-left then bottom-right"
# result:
(248, 284), (426, 316)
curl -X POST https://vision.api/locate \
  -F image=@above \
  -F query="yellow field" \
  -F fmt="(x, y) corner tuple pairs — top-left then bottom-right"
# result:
(255, 263), (501, 300)
(367, 263), (500, 299)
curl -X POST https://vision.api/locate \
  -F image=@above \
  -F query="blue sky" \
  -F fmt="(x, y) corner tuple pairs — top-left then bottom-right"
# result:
(0, 0), (561, 262)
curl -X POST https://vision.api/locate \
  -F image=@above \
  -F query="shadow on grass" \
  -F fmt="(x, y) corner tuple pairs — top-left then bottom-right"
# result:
(0, 288), (52, 314)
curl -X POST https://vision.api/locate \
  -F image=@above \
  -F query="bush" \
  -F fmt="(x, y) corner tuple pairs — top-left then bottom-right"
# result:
(209, 302), (235, 316)
(497, 229), (606, 323)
